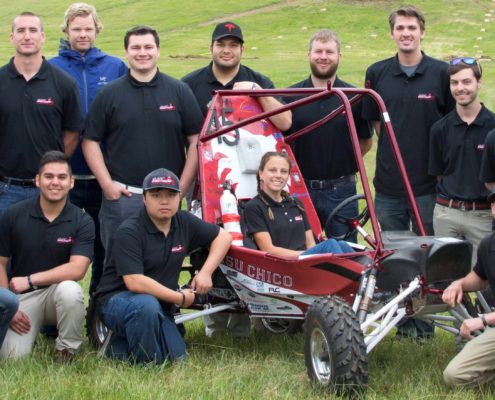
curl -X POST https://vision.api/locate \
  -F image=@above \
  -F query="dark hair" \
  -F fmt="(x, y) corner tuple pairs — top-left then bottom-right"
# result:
(256, 151), (305, 220)
(38, 150), (71, 174)
(448, 60), (482, 81)
(124, 25), (159, 49)
(12, 11), (43, 33)
(389, 5), (425, 32)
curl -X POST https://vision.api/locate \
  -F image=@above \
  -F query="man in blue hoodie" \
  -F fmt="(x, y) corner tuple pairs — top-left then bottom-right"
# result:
(50, 3), (126, 295)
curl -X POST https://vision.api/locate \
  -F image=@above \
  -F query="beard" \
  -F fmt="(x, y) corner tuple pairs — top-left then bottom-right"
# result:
(310, 60), (338, 81)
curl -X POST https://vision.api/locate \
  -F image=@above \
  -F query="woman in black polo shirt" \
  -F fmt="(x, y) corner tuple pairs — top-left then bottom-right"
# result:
(244, 151), (353, 256)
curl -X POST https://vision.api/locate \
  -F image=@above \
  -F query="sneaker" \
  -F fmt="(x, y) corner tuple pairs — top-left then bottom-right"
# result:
(55, 349), (75, 364)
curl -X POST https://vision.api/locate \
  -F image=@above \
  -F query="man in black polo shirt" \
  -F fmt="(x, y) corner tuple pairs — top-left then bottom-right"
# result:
(182, 21), (291, 131)
(0, 12), (83, 215)
(442, 192), (495, 385)
(95, 168), (231, 364)
(362, 5), (454, 235)
(82, 25), (203, 252)
(429, 58), (495, 264)
(0, 151), (94, 361)
(182, 21), (291, 337)
(287, 29), (373, 240)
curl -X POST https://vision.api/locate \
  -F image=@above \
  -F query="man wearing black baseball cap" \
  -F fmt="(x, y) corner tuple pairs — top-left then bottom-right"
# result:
(182, 21), (291, 131)
(94, 168), (231, 364)
(183, 21), (291, 337)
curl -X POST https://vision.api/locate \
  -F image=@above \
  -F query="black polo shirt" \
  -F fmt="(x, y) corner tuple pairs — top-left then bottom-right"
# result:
(85, 70), (203, 185)
(0, 58), (83, 179)
(429, 105), (495, 201)
(286, 76), (372, 180)
(182, 62), (275, 116)
(474, 232), (495, 294)
(362, 53), (454, 196)
(95, 207), (220, 308)
(244, 193), (311, 251)
(480, 128), (495, 183)
(0, 196), (94, 279)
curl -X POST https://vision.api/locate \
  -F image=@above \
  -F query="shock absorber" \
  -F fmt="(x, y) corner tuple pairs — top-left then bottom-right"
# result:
(358, 267), (378, 323)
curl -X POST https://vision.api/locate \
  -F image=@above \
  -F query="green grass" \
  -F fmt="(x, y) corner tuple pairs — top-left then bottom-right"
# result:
(2, 0), (495, 398)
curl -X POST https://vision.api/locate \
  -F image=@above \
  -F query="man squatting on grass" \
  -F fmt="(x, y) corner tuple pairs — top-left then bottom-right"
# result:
(0, 151), (94, 363)
(443, 192), (495, 385)
(94, 168), (231, 364)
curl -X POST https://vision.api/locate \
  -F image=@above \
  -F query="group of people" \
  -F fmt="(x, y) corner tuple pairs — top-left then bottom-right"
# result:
(0, 1), (493, 388)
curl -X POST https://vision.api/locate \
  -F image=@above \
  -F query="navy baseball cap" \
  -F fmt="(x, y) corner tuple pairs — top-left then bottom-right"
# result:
(212, 21), (244, 43)
(142, 168), (180, 192)
(488, 192), (495, 203)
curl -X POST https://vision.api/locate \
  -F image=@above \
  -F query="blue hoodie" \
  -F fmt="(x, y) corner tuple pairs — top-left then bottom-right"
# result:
(50, 41), (127, 173)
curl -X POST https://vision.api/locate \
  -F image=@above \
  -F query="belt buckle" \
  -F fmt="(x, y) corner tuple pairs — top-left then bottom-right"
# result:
(310, 180), (322, 190)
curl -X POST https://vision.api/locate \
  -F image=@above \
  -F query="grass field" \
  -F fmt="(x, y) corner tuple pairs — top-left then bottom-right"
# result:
(2, 0), (495, 399)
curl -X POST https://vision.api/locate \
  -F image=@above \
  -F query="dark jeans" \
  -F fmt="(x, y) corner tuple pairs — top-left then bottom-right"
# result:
(309, 178), (358, 242)
(100, 291), (186, 364)
(0, 182), (38, 216)
(375, 192), (435, 235)
(0, 288), (18, 348)
(99, 193), (143, 253)
(70, 179), (105, 295)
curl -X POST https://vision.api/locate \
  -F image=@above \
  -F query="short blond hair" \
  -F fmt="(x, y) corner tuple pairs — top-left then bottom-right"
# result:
(61, 3), (103, 34)
(308, 29), (341, 53)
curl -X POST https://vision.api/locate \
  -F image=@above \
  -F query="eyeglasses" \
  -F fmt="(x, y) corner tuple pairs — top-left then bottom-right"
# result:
(450, 57), (478, 66)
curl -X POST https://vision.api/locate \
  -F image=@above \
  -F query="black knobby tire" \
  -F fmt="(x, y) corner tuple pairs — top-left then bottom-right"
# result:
(252, 317), (303, 335)
(86, 297), (109, 349)
(304, 296), (368, 394)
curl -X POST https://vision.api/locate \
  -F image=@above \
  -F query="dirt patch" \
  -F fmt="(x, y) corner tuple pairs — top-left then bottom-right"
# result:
(197, 0), (321, 26)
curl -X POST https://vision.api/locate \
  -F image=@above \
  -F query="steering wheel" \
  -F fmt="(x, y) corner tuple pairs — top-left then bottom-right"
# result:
(324, 194), (369, 240)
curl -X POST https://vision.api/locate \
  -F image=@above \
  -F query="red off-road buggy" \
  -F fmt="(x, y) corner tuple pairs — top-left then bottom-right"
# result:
(89, 85), (485, 394)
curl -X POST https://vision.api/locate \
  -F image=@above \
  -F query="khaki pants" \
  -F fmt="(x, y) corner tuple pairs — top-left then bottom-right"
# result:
(0, 281), (84, 359)
(444, 327), (495, 385)
(433, 204), (492, 266)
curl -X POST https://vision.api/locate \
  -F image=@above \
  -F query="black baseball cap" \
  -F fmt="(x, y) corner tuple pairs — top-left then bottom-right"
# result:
(142, 168), (180, 192)
(212, 21), (243, 43)
(488, 192), (495, 203)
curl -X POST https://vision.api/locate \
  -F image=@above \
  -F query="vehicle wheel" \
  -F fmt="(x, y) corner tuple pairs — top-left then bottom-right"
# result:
(252, 317), (303, 334)
(86, 297), (109, 349)
(304, 296), (368, 394)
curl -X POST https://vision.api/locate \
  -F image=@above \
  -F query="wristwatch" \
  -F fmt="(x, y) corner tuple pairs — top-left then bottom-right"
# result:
(480, 314), (489, 328)
(27, 275), (38, 290)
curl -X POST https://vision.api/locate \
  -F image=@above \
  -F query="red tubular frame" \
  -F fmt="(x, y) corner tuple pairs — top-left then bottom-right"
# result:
(199, 83), (427, 257)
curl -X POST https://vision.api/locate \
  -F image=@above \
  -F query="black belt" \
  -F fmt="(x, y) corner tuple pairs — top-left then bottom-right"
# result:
(0, 176), (35, 187)
(436, 195), (491, 211)
(305, 174), (355, 190)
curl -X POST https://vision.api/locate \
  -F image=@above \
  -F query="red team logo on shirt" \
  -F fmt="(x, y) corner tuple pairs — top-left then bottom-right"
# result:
(417, 93), (435, 101)
(36, 98), (55, 106)
(57, 237), (73, 244)
(171, 244), (185, 253)
(159, 104), (176, 111)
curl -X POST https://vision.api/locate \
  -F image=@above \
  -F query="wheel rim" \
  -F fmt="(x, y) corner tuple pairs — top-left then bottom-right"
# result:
(261, 318), (291, 334)
(310, 327), (332, 384)
(95, 317), (109, 345)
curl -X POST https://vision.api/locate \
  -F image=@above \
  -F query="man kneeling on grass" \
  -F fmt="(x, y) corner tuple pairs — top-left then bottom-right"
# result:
(0, 151), (94, 362)
(442, 192), (495, 385)
(94, 168), (231, 364)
